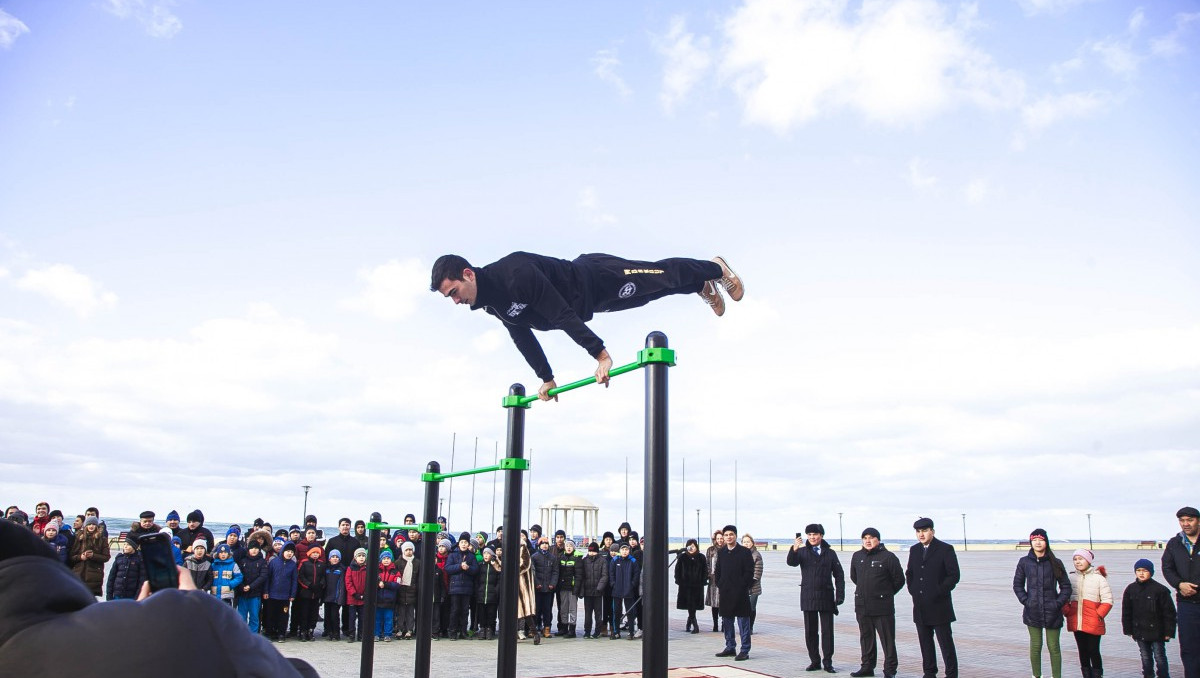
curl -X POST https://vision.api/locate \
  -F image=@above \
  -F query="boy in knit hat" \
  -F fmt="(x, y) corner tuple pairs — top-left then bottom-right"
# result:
(344, 548), (369, 642)
(321, 549), (345, 640)
(446, 532), (479, 640)
(210, 543), (243, 605)
(185, 540), (214, 591)
(1123, 559), (1177, 678)
(375, 550), (400, 642)
(397, 541), (420, 639)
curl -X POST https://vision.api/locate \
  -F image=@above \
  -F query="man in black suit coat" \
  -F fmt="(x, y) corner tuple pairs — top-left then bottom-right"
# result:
(905, 517), (960, 678)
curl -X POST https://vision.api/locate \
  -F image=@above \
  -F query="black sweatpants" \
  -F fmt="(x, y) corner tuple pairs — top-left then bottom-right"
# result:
(583, 596), (604, 635)
(264, 599), (290, 638)
(856, 612), (898, 675)
(575, 254), (722, 314)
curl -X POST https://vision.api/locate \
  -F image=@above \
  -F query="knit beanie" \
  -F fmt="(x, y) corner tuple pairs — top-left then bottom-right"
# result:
(354, 547), (367, 560)
(166, 510), (180, 522)
(483, 547), (495, 558)
(1134, 558), (1155, 575)
(186, 509), (203, 523)
(214, 544), (231, 556)
(401, 542), (415, 553)
(861, 527), (881, 540)
(1072, 548), (1094, 565)
(1030, 528), (1048, 542)
(380, 549), (393, 562)
(84, 516), (100, 527)
(439, 539), (452, 551)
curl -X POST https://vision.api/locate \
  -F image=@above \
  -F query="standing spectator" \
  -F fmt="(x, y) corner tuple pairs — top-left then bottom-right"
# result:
(69, 516), (110, 597)
(850, 527), (905, 678)
(344, 547), (369, 642)
(1066, 548), (1113, 678)
(1123, 558), (1176, 678)
(787, 523), (845, 672)
(446, 532), (479, 640)
(295, 546), (325, 641)
(354, 520), (368, 548)
(264, 542), (299, 643)
(516, 540), (541, 645)
(41, 522), (69, 564)
(324, 518), (360, 639)
(210, 543), (244, 606)
(374, 550), (399, 642)
(396, 542), (419, 640)
(82, 507), (106, 539)
(183, 510), (215, 555)
(126, 511), (159, 541)
(1013, 528), (1072, 678)
(532, 536), (559, 638)
(556, 539), (582, 637)
(432, 538), (451, 638)
(164, 509), (184, 539)
(906, 517), (960, 678)
(598, 532), (616, 633)
(706, 529), (723, 632)
(742, 534), (764, 634)
(184, 541), (214, 591)
(238, 540), (269, 633)
(321, 550), (345, 640)
(105, 536), (145, 601)
(714, 524), (754, 661)
(674, 538), (707, 634)
(609, 542), (640, 640)
(475, 546), (502, 640)
(580, 541), (609, 639)
(30, 501), (51, 536)
(1163, 506), (1200, 678)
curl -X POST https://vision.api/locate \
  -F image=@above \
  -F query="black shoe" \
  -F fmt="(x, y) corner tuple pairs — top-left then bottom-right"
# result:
(824, 666), (837, 674)
(713, 624), (720, 632)
(850, 671), (874, 677)
(806, 663), (823, 672)
(716, 649), (738, 657)
(735, 652), (750, 661)
(691, 627), (700, 634)
(610, 632), (619, 639)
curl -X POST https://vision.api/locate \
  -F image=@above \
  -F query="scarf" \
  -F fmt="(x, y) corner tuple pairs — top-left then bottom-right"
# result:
(401, 555), (414, 586)
(1182, 531), (1196, 556)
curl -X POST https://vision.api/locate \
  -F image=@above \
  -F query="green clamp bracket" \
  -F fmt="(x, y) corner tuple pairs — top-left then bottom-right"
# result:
(638, 347), (676, 366)
(501, 394), (532, 409)
(499, 457), (530, 471)
(421, 472), (444, 482)
(419, 522), (440, 534)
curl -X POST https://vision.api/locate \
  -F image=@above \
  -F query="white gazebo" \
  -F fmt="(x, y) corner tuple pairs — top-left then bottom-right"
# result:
(539, 494), (599, 540)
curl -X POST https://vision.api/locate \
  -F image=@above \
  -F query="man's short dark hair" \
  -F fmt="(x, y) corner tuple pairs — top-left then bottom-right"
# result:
(430, 254), (473, 292)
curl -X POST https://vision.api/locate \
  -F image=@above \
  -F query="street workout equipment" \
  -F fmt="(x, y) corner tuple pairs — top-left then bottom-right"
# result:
(357, 332), (675, 678)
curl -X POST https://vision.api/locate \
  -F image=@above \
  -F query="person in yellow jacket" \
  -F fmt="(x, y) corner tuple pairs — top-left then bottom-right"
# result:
(1064, 549), (1113, 678)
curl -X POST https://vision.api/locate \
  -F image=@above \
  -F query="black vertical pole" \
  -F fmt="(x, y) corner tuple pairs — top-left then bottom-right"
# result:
(415, 462), (440, 678)
(643, 331), (669, 678)
(498, 384), (527, 678)
(359, 511), (382, 678)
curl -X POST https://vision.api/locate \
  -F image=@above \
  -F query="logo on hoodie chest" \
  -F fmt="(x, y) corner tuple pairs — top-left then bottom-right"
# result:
(506, 302), (527, 318)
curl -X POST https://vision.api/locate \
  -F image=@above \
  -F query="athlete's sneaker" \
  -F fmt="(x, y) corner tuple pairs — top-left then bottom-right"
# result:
(699, 280), (726, 317)
(712, 256), (744, 302)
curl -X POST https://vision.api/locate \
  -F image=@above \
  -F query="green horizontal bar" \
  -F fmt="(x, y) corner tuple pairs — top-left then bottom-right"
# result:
(508, 359), (643, 407)
(367, 522), (410, 531)
(424, 464), (502, 482)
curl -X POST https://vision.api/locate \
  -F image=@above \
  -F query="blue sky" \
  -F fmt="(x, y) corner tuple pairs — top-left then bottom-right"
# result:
(1, 0), (1197, 541)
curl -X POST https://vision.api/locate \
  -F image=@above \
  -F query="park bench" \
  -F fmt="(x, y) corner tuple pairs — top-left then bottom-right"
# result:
(1136, 540), (1158, 549)
(1016, 541), (1031, 549)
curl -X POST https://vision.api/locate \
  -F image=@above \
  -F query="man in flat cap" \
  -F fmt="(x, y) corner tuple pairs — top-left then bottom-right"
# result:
(850, 527), (905, 678)
(1164, 506), (1200, 678)
(905, 517), (960, 678)
(787, 523), (845, 673)
(714, 524), (755, 661)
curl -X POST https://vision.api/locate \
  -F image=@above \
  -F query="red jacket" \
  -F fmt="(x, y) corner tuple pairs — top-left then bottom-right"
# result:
(344, 563), (368, 607)
(1064, 565), (1113, 635)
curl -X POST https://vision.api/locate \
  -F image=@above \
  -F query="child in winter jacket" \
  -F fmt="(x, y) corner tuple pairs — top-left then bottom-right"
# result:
(295, 546), (325, 641)
(374, 550), (400, 641)
(1122, 558), (1177, 678)
(321, 550), (346, 640)
(264, 542), (298, 642)
(1064, 549), (1113, 678)
(210, 543), (243, 604)
(397, 541), (420, 639)
(184, 540), (214, 591)
(106, 537), (145, 600)
(238, 541), (269, 633)
(344, 548), (369, 642)
(475, 546), (501, 640)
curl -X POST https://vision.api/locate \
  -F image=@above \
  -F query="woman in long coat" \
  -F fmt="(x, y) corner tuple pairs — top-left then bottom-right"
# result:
(514, 539), (540, 644)
(69, 518), (110, 596)
(742, 534), (764, 634)
(674, 538), (707, 633)
(1013, 528), (1072, 678)
(704, 530), (722, 632)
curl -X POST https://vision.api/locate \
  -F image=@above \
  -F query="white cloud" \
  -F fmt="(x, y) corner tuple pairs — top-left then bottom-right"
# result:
(719, 0), (1025, 132)
(592, 48), (632, 98)
(1017, 0), (1093, 16)
(102, 0), (182, 39)
(1049, 56), (1084, 84)
(1151, 12), (1200, 57)
(15, 264), (118, 317)
(906, 157), (938, 191)
(341, 259), (426, 322)
(578, 186), (617, 226)
(656, 16), (713, 114)
(964, 178), (989, 204)
(1020, 90), (1110, 132)
(1091, 37), (1141, 77)
(0, 9), (30, 49)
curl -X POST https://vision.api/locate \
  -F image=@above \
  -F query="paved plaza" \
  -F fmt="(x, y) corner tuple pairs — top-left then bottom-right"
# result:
(277, 548), (1181, 678)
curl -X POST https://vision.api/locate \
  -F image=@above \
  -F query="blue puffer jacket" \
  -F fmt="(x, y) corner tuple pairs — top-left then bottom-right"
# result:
(211, 557), (243, 600)
(1013, 550), (1072, 628)
(322, 563), (345, 605)
(609, 554), (640, 598)
(445, 549), (479, 595)
(532, 548), (559, 592)
(266, 555), (298, 600)
(106, 551), (145, 600)
(42, 533), (69, 564)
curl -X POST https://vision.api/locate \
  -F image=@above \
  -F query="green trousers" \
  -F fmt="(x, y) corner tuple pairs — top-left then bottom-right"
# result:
(1028, 625), (1062, 678)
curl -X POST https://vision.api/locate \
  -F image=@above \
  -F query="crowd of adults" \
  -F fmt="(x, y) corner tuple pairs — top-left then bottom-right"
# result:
(3, 501), (1198, 678)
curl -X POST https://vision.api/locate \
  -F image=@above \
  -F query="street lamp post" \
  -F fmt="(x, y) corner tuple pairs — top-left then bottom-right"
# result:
(302, 485), (311, 526)
(1087, 513), (1093, 550)
(838, 512), (844, 552)
(696, 509), (700, 541)
(962, 513), (967, 551)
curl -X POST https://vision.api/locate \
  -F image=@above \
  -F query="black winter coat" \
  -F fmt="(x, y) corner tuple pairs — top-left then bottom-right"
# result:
(532, 548), (559, 592)
(580, 554), (609, 597)
(239, 553), (269, 598)
(296, 560), (324, 600)
(1013, 550), (1071, 629)
(105, 552), (144, 600)
(850, 544), (904, 616)
(1122, 577), (1177, 642)
(609, 554), (640, 599)
(674, 551), (707, 611)
(558, 552), (582, 595)
(445, 549), (478, 596)
(322, 564), (344, 604)
(1162, 533), (1200, 606)
(786, 540), (846, 612)
(906, 537), (960, 625)
(714, 543), (755, 618)
(397, 557), (419, 606)
(476, 558), (502, 605)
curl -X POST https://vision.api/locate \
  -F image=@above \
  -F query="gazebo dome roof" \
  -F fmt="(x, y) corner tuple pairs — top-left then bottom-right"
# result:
(539, 494), (596, 509)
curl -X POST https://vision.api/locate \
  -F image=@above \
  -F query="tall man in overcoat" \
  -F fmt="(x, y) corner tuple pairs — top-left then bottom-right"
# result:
(905, 517), (960, 678)
(1163, 505), (1200, 678)
(787, 523), (846, 673)
(850, 527), (906, 678)
(714, 524), (755, 661)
